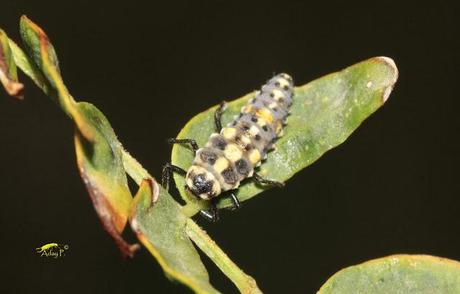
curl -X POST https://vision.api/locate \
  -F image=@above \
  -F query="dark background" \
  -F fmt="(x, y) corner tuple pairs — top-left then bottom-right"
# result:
(0, 0), (458, 293)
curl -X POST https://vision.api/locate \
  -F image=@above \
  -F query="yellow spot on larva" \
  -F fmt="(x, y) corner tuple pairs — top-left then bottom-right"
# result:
(224, 144), (243, 162)
(210, 181), (221, 197)
(186, 177), (193, 188)
(255, 108), (273, 124)
(272, 89), (284, 101)
(249, 149), (261, 165)
(242, 105), (253, 113)
(188, 165), (208, 179)
(249, 125), (259, 137)
(213, 157), (229, 173)
(240, 134), (251, 145)
(222, 127), (237, 139)
(275, 121), (283, 134)
(268, 101), (278, 109)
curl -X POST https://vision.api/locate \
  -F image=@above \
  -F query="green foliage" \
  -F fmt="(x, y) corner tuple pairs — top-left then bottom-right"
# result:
(172, 57), (397, 214)
(18, 16), (137, 257)
(74, 102), (138, 257)
(318, 255), (460, 293)
(130, 179), (219, 293)
(1, 16), (259, 292)
(5, 15), (457, 294)
(0, 29), (23, 98)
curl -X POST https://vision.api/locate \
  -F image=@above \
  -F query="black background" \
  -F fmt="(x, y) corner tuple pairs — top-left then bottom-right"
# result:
(0, 0), (458, 293)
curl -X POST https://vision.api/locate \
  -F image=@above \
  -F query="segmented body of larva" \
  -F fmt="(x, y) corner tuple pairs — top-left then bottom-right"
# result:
(185, 73), (294, 200)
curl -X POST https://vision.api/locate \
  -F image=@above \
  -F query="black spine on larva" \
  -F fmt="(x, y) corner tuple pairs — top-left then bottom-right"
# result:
(187, 73), (294, 198)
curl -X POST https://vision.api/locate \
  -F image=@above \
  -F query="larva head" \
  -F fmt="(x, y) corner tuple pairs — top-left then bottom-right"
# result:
(185, 165), (221, 200)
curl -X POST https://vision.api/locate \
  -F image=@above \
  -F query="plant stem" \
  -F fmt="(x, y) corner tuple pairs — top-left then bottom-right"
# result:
(122, 149), (262, 293)
(5, 28), (261, 293)
(185, 219), (263, 294)
(121, 149), (153, 184)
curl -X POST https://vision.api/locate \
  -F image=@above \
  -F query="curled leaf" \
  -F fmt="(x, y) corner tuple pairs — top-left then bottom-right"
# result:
(0, 29), (23, 98)
(19, 16), (60, 81)
(19, 15), (76, 118)
(172, 57), (398, 212)
(318, 254), (460, 293)
(7, 38), (51, 94)
(18, 16), (135, 256)
(129, 179), (219, 294)
(5, 16), (261, 291)
(75, 102), (137, 257)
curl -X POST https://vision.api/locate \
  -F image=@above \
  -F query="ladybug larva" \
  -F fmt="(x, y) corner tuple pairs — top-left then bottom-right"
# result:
(163, 73), (294, 221)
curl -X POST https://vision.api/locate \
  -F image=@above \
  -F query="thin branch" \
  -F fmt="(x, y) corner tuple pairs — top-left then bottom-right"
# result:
(185, 219), (263, 294)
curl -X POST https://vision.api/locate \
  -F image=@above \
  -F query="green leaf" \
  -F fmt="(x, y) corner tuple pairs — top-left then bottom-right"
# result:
(129, 179), (220, 294)
(185, 219), (262, 294)
(19, 16), (61, 82)
(75, 102), (138, 257)
(8, 17), (261, 291)
(18, 16), (136, 256)
(318, 254), (460, 293)
(9, 17), (260, 293)
(171, 57), (398, 212)
(0, 29), (23, 98)
(19, 15), (75, 117)
(8, 38), (51, 94)
(123, 152), (262, 294)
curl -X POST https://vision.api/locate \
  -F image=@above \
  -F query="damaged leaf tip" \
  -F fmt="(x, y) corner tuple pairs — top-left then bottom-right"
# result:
(375, 56), (398, 103)
(0, 29), (24, 98)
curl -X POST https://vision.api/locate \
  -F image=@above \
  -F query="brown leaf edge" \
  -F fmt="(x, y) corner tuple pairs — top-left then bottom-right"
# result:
(75, 131), (140, 258)
(0, 29), (24, 98)
(19, 16), (138, 258)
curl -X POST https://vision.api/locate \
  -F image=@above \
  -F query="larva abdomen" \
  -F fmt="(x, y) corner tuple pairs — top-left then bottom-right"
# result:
(185, 73), (294, 200)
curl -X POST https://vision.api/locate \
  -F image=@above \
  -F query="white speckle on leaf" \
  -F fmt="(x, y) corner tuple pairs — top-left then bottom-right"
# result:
(366, 81), (373, 88)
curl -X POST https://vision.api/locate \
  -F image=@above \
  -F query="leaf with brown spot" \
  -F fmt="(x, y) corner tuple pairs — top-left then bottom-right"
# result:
(75, 102), (138, 257)
(18, 16), (136, 257)
(19, 16), (60, 82)
(7, 17), (261, 291)
(0, 29), (23, 98)
(19, 15), (77, 118)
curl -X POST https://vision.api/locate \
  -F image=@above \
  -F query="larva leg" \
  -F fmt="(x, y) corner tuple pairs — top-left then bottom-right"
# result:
(214, 101), (227, 132)
(252, 173), (285, 188)
(167, 138), (199, 153)
(227, 192), (240, 211)
(200, 198), (220, 222)
(161, 162), (187, 190)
